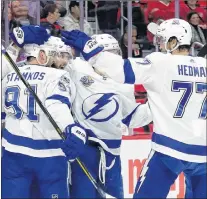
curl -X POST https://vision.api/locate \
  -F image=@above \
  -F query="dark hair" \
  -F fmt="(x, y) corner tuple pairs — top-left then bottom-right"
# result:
(169, 36), (191, 51)
(185, 1), (204, 22)
(58, 5), (67, 18)
(69, 1), (79, 12)
(187, 11), (199, 22)
(44, 4), (58, 17)
(124, 25), (137, 33)
(184, 0), (198, 6)
(27, 56), (35, 62)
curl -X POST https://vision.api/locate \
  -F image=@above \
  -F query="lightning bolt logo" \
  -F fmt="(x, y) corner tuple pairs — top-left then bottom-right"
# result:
(85, 93), (115, 119)
(136, 150), (155, 193)
(82, 93), (119, 122)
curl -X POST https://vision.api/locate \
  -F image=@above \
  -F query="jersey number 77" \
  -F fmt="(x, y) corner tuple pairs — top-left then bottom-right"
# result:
(171, 81), (207, 119)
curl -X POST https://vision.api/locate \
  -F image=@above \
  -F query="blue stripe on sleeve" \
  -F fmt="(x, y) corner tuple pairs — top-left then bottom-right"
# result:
(122, 104), (141, 127)
(123, 59), (135, 84)
(46, 94), (71, 109)
(3, 128), (62, 150)
(152, 133), (207, 156)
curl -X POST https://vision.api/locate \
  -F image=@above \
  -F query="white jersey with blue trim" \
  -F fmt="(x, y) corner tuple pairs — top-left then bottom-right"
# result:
(90, 51), (207, 162)
(70, 58), (152, 155)
(2, 64), (76, 158)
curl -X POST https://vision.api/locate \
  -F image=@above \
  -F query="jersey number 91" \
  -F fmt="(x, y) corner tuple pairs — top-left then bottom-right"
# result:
(5, 85), (39, 122)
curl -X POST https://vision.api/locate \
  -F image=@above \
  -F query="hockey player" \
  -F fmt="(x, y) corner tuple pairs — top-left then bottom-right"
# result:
(60, 19), (207, 198)
(67, 34), (152, 198)
(8, 27), (152, 198)
(148, 21), (194, 199)
(1, 26), (50, 121)
(2, 34), (88, 198)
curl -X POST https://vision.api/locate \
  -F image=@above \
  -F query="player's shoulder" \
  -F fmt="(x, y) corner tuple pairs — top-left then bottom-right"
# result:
(22, 64), (69, 77)
(146, 52), (168, 62)
(73, 57), (90, 67)
(189, 56), (206, 66)
(73, 57), (92, 70)
(19, 65), (71, 85)
(130, 52), (166, 66)
(73, 57), (94, 72)
(172, 55), (206, 67)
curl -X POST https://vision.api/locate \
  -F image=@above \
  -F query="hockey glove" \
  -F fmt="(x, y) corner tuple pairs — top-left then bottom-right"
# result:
(60, 123), (87, 161)
(61, 30), (104, 61)
(9, 25), (50, 48)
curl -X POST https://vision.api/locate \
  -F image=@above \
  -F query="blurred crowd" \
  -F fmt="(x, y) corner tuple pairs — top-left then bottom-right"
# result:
(1, 0), (207, 135)
(2, 0), (207, 55)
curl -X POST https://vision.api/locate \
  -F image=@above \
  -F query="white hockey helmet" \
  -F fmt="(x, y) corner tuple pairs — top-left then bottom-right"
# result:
(23, 36), (73, 68)
(155, 18), (192, 52)
(91, 34), (122, 55)
(50, 37), (74, 69)
(23, 36), (58, 66)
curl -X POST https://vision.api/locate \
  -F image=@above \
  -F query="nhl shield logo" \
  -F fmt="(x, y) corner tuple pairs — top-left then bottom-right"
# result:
(80, 76), (94, 87)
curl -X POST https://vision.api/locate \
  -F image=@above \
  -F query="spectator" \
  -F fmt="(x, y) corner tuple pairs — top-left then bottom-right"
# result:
(146, 0), (174, 43)
(8, 5), (12, 21)
(8, 0), (35, 28)
(10, 1), (28, 22)
(117, 1), (147, 37)
(58, 1), (93, 36)
(187, 12), (206, 44)
(40, 3), (62, 35)
(120, 25), (143, 59)
(95, 1), (119, 32)
(139, 0), (149, 26)
(198, 0), (207, 9)
(147, 0), (174, 23)
(180, 0), (207, 23)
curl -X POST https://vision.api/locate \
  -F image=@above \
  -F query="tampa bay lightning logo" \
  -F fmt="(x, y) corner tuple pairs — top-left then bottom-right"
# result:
(82, 93), (119, 122)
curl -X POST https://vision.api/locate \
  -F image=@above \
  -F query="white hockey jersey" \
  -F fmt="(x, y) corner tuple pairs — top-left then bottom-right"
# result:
(69, 58), (152, 155)
(2, 64), (76, 158)
(89, 51), (207, 162)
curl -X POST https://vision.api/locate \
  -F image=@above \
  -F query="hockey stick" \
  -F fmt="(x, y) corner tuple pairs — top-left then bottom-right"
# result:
(2, 48), (106, 198)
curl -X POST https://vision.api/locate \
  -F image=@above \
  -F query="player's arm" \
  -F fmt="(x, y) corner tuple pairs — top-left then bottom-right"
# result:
(90, 51), (153, 85)
(44, 72), (76, 131)
(61, 30), (153, 85)
(2, 25), (51, 79)
(121, 95), (152, 128)
(44, 72), (87, 161)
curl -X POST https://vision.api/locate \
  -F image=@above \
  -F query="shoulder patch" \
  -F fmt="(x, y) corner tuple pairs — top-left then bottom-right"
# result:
(80, 75), (94, 87)
(58, 74), (71, 94)
(58, 81), (67, 91)
(60, 75), (70, 84)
